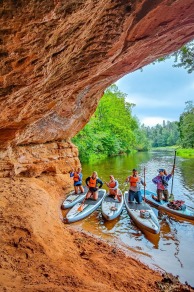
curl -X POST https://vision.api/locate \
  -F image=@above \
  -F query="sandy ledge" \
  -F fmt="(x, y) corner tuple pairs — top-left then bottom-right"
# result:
(0, 176), (193, 292)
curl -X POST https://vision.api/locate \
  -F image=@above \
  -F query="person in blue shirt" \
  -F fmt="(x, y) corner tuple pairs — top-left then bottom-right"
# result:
(152, 167), (174, 202)
(70, 167), (84, 194)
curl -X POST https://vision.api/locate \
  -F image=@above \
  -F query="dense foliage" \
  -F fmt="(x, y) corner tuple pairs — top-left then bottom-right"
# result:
(179, 101), (194, 148)
(142, 121), (180, 147)
(142, 101), (194, 149)
(72, 85), (149, 162)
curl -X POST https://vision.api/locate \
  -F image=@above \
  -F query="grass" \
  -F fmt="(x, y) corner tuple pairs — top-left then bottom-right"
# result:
(151, 146), (194, 158)
(151, 146), (177, 151)
(176, 148), (194, 158)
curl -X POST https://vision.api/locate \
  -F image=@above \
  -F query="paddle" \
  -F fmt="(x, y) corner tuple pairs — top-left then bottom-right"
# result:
(77, 193), (88, 212)
(169, 150), (177, 200)
(77, 181), (102, 211)
(143, 166), (146, 201)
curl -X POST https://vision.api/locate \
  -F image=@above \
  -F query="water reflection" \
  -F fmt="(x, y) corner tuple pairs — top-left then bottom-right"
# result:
(67, 151), (194, 286)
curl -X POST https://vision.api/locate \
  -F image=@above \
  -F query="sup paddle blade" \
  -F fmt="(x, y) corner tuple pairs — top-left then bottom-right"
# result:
(78, 203), (84, 212)
(77, 196), (87, 211)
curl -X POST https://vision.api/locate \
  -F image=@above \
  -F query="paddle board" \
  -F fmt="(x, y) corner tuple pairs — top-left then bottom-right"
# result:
(101, 193), (124, 221)
(124, 191), (160, 234)
(142, 189), (194, 221)
(64, 189), (106, 223)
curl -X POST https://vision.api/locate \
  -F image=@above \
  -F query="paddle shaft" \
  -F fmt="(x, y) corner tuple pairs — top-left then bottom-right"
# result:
(78, 184), (101, 210)
(170, 150), (177, 195)
(144, 167), (146, 201)
(77, 196), (87, 211)
(77, 185), (90, 210)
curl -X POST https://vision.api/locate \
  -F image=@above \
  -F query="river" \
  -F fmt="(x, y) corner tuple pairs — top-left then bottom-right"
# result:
(67, 150), (194, 286)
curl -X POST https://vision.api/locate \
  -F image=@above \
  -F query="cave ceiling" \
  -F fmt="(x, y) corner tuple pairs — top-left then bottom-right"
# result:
(0, 0), (194, 149)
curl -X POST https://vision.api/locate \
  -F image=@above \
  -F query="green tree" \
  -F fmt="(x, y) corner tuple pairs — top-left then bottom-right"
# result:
(72, 85), (149, 161)
(143, 121), (180, 147)
(179, 101), (194, 148)
(158, 40), (194, 73)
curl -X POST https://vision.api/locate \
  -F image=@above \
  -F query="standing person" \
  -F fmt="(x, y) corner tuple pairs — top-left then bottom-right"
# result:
(85, 171), (103, 201)
(105, 175), (122, 202)
(70, 167), (84, 194)
(126, 169), (146, 204)
(152, 167), (174, 202)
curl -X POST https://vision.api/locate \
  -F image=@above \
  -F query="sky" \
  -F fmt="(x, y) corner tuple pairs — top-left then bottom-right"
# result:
(116, 58), (194, 127)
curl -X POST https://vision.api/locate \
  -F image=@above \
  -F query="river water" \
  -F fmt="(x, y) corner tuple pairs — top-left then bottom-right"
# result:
(67, 151), (194, 286)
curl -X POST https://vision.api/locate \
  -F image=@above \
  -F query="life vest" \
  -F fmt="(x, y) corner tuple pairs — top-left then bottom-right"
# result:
(109, 181), (116, 188)
(129, 176), (139, 187)
(73, 173), (80, 182)
(88, 177), (97, 188)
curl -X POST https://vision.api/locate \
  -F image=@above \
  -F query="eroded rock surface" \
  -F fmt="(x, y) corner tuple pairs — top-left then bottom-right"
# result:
(1, 2), (194, 290)
(0, 141), (79, 177)
(1, 0), (194, 149)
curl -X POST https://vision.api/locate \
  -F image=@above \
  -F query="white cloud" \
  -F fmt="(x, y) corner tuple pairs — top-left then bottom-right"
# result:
(125, 93), (176, 108)
(125, 86), (194, 110)
(116, 57), (194, 125)
(141, 117), (174, 127)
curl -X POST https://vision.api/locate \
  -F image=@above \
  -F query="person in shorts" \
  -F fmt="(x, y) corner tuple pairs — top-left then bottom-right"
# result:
(106, 175), (122, 202)
(85, 171), (103, 200)
(70, 167), (84, 194)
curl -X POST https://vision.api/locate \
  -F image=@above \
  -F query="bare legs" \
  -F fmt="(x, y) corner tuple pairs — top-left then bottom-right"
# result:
(74, 185), (84, 194)
(109, 189), (122, 202)
(86, 190), (98, 200)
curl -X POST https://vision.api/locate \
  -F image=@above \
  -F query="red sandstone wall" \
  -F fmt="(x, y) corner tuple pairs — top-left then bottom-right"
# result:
(0, 0), (194, 150)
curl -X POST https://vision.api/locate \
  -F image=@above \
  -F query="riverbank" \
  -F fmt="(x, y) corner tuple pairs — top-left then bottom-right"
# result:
(151, 147), (194, 158)
(0, 175), (193, 291)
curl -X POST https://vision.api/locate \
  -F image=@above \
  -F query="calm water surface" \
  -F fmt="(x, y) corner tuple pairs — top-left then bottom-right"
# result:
(67, 151), (194, 286)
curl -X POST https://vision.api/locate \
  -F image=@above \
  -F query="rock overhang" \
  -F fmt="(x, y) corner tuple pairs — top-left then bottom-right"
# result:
(0, 0), (194, 148)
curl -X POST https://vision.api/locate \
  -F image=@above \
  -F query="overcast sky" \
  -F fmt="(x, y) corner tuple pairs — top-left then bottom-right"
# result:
(116, 58), (194, 126)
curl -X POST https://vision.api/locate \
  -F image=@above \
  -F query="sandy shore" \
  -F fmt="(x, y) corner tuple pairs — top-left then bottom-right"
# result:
(0, 176), (193, 291)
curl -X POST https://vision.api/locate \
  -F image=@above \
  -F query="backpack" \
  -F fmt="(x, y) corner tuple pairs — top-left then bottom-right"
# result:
(167, 200), (186, 211)
(140, 210), (151, 219)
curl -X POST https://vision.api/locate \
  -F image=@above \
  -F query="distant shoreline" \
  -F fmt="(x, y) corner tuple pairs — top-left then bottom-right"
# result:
(151, 147), (194, 158)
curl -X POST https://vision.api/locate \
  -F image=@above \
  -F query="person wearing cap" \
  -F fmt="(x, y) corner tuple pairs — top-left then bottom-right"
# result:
(126, 169), (146, 204)
(152, 167), (174, 202)
(105, 175), (122, 202)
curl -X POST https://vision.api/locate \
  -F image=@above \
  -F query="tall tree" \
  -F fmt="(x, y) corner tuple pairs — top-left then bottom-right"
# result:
(143, 121), (180, 147)
(179, 101), (194, 148)
(72, 85), (149, 161)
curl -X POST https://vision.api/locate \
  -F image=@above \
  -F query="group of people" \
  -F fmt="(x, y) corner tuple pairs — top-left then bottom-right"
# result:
(70, 166), (175, 203)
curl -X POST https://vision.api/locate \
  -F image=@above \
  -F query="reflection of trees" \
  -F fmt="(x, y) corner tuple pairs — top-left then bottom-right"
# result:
(161, 216), (183, 268)
(169, 218), (183, 268)
(179, 159), (194, 190)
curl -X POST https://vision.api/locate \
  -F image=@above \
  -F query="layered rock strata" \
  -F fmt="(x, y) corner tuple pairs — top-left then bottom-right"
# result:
(1, 1), (194, 290)
(1, 0), (194, 149)
(0, 141), (79, 178)
(1, 0), (194, 177)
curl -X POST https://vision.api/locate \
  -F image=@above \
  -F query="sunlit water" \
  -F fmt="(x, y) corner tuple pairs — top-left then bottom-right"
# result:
(64, 151), (194, 286)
